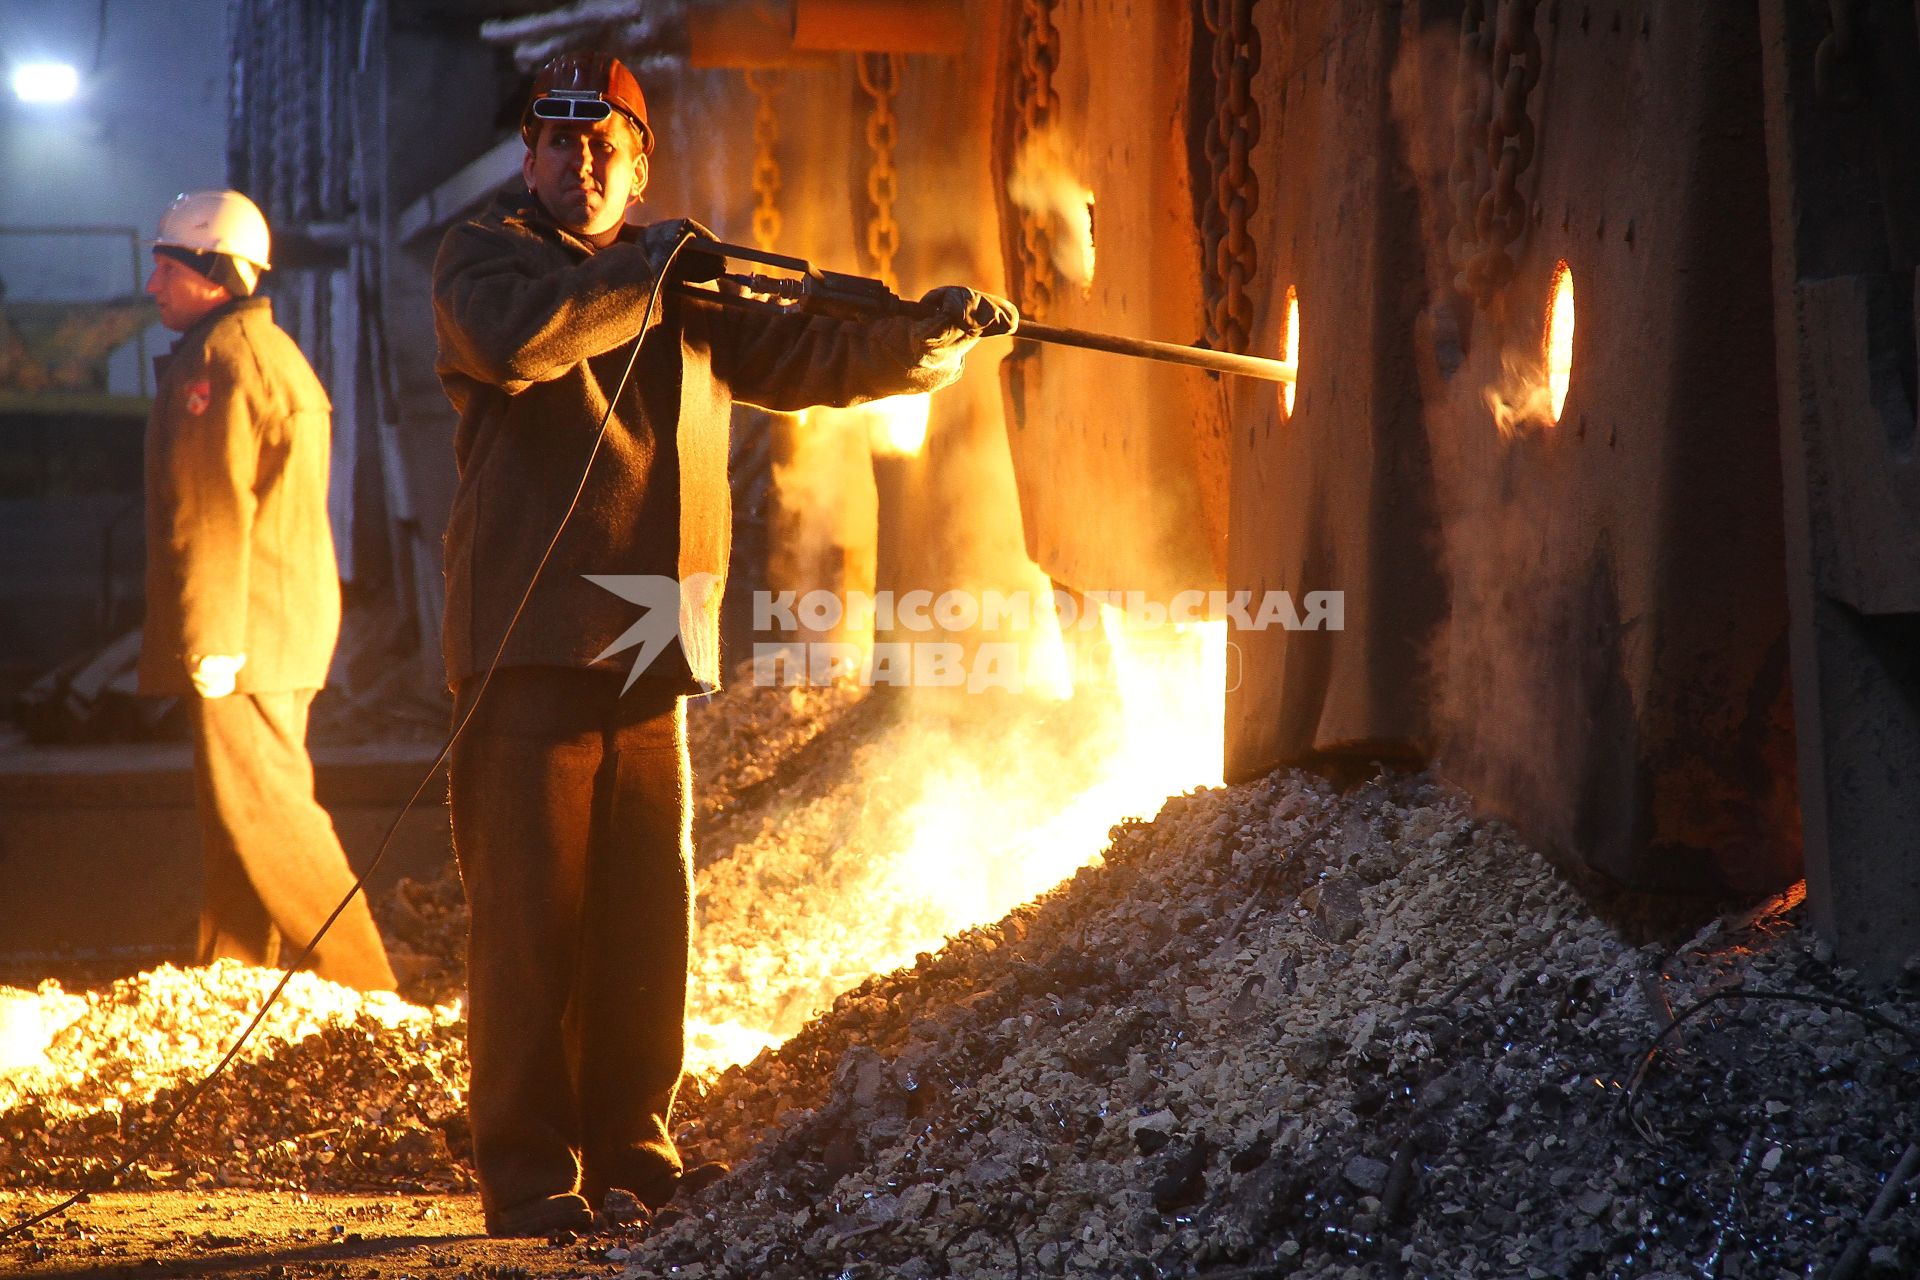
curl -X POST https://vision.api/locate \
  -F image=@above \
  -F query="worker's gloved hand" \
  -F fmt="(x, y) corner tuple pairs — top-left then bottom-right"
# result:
(189, 653), (247, 700)
(913, 286), (1020, 348)
(639, 218), (725, 284)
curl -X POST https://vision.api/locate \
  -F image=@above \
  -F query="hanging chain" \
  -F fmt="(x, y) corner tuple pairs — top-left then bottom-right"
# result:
(858, 53), (902, 293)
(1200, 0), (1263, 355)
(1012, 0), (1061, 321)
(1445, 2), (1494, 301)
(1446, 0), (1541, 309)
(1813, 0), (1866, 109)
(746, 70), (784, 252)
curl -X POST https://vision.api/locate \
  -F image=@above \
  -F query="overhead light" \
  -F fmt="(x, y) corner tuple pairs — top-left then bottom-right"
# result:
(12, 63), (80, 104)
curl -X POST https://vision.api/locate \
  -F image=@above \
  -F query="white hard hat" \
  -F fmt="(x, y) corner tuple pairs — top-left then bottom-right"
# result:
(154, 190), (272, 292)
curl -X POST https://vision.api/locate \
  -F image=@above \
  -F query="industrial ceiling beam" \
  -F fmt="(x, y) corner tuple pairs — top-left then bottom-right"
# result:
(689, 0), (963, 68)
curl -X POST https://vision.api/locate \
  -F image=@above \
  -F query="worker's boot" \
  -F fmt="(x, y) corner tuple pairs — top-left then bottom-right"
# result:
(484, 1192), (594, 1239)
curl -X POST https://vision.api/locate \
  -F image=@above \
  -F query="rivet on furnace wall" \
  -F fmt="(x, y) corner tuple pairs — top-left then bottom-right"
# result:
(1595, 214), (1606, 240)
(1533, 202), (1543, 226)
(1579, 5), (1591, 33)
(1623, 219), (1635, 246)
(1280, 286), (1301, 418)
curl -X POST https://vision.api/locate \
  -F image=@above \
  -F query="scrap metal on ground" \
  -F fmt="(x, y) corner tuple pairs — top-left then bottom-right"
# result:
(3, 679), (1919, 1277)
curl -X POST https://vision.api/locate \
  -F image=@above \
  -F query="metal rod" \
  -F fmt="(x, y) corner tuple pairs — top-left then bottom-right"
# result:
(685, 246), (1299, 383)
(1012, 320), (1295, 383)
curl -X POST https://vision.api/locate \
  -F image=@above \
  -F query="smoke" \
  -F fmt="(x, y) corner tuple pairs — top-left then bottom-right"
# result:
(768, 408), (878, 642)
(1382, 21), (1583, 820)
(1006, 128), (1097, 289)
(1481, 346), (1555, 439)
(703, 314), (1227, 1072)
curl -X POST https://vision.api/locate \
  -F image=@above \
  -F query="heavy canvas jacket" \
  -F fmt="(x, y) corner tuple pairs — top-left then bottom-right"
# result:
(431, 194), (960, 691)
(140, 296), (340, 697)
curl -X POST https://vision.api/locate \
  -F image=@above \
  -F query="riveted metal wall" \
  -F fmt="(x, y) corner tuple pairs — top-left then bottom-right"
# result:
(1225, 0), (1797, 895)
(990, 0), (1232, 603)
(1223, 1), (1447, 787)
(1428, 0), (1794, 894)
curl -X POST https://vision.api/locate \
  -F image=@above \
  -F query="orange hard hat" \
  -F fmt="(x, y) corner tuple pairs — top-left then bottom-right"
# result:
(521, 51), (654, 155)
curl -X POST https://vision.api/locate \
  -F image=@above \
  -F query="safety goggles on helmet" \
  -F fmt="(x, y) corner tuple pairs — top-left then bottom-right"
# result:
(530, 89), (614, 125)
(521, 52), (655, 155)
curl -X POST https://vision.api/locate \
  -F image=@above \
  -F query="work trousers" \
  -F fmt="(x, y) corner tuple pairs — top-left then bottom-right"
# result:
(449, 666), (692, 1217)
(188, 689), (397, 992)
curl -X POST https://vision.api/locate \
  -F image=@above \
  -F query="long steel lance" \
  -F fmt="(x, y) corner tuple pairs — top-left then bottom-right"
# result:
(1009, 318), (1294, 383)
(664, 234), (1297, 384)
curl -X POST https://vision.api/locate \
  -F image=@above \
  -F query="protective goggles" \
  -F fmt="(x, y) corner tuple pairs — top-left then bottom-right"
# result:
(530, 90), (614, 124)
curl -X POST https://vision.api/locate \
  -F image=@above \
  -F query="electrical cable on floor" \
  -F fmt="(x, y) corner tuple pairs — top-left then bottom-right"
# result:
(0, 229), (698, 1244)
(1618, 985), (1920, 1146)
(1826, 1141), (1920, 1280)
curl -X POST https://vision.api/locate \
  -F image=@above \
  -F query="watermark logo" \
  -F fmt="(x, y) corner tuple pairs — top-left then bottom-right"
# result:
(585, 577), (1343, 693)
(583, 573), (691, 693)
(747, 587), (1343, 635)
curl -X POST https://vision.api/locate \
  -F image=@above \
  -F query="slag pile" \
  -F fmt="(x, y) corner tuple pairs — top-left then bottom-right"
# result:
(0, 963), (468, 1191)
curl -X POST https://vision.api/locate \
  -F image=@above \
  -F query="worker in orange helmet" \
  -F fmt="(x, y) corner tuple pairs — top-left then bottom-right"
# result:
(140, 190), (396, 994)
(431, 50), (1015, 1237)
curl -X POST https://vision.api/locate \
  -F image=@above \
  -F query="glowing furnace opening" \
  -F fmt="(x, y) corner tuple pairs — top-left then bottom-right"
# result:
(1545, 261), (1574, 422)
(1281, 286), (1300, 417)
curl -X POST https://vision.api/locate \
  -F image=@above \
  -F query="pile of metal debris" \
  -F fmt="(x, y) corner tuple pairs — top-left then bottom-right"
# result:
(3, 680), (1919, 1277)
(635, 771), (1920, 1279)
(0, 963), (468, 1193)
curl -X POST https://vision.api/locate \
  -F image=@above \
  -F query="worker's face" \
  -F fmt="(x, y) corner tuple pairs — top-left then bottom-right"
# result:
(145, 256), (231, 332)
(523, 115), (649, 242)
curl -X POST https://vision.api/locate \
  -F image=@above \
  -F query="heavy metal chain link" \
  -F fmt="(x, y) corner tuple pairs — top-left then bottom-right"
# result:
(746, 70), (784, 252)
(1200, 0), (1263, 355)
(1445, 0), (1493, 295)
(1814, 0), (1867, 108)
(1013, 0), (1061, 321)
(858, 53), (903, 293)
(1446, 0), (1541, 309)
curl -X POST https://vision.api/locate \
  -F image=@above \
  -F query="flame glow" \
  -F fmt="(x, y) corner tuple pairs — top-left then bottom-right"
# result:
(1282, 287), (1301, 417)
(0, 983), (85, 1076)
(858, 393), (933, 458)
(1007, 129), (1097, 290)
(1545, 260), (1575, 422)
(683, 608), (1225, 1075)
(0, 966), (453, 1120)
(1483, 262), (1578, 438)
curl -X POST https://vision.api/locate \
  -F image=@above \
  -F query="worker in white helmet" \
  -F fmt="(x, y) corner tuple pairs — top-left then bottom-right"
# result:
(139, 189), (396, 993)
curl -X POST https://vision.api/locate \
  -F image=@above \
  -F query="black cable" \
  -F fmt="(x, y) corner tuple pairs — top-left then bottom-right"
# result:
(1618, 986), (1920, 1144)
(91, 0), (110, 75)
(0, 229), (698, 1244)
